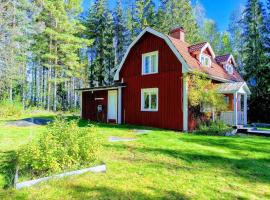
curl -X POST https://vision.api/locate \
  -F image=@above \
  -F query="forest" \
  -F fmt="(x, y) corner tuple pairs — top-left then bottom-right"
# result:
(0, 0), (269, 122)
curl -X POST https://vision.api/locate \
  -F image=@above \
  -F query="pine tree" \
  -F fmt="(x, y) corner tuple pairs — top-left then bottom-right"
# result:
(158, 0), (201, 43)
(113, 0), (127, 67)
(85, 0), (115, 86)
(228, 6), (245, 70)
(201, 19), (220, 51)
(242, 0), (270, 122)
(126, 2), (137, 42)
(34, 0), (89, 111)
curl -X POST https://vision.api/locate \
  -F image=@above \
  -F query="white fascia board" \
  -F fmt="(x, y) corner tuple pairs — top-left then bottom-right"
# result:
(200, 42), (216, 58)
(114, 27), (190, 81)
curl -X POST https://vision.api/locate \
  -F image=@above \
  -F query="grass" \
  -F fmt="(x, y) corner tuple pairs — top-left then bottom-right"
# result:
(0, 113), (270, 199)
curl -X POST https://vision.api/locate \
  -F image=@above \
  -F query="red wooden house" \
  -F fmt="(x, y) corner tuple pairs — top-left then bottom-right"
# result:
(78, 27), (251, 131)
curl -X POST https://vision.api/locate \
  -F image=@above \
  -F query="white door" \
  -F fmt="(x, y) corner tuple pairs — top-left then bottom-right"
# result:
(108, 90), (117, 121)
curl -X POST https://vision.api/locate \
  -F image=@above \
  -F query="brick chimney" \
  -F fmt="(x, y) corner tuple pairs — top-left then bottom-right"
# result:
(169, 27), (185, 42)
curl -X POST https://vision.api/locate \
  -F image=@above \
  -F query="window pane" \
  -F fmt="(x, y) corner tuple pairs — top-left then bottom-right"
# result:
(151, 54), (157, 73)
(144, 93), (149, 109)
(201, 56), (204, 63)
(205, 58), (209, 66)
(144, 56), (150, 73)
(151, 94), (157, 109)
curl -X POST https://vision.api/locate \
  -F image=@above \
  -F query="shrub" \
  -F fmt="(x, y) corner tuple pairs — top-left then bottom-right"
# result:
(18, 117), (101, 176)
(0, 99), (23, 118)
(194, 120), (233, 136)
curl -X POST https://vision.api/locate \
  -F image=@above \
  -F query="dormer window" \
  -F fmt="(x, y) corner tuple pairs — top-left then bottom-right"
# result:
(200, 54), (211, 67)
(142, 51), (158, 75)
(226, 64), (234, 75)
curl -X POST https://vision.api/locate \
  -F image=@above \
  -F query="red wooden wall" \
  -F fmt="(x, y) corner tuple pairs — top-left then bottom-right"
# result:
(120, 33), (184, 130)
(82, 90), (108, 123)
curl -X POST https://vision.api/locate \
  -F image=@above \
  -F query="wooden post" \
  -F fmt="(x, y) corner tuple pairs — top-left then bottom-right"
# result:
(233, 92), (238, 126)
(244, 94), (248, 125)
(117, 87), (122, 124)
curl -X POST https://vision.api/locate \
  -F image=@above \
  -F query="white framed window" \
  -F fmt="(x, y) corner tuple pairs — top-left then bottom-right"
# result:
(226, 64), (234, 75)
(142, 51), (158, 75)
(200, 54), (211, 67)
(141, 88), (158, 111)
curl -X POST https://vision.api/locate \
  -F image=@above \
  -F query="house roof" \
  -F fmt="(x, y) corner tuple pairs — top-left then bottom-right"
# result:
(215, 54), (231, 63)
(188, 42), (208, 52)
(218, 82), (251, 95)
(114, 27), (243, 83)
(168, 36), (243, 82)
(76, 83), (125, 92)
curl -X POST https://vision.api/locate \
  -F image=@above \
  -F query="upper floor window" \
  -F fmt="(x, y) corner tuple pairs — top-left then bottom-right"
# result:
(142, 51), (158, 75)
(200, 54), (211, 67)
(225, 64), (234, 75)
(141, 88), (158, 111)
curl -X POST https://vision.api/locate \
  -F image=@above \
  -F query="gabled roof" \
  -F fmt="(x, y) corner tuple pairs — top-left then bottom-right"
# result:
(215, 54), (236, 66)
(188, 42), (207, 52)
(114, 27), (243, 82)
(168, 36), (243, 82)
(188, 42), (216, 58)
(218, 82), (251, 95)
(114, 27), (190, 81)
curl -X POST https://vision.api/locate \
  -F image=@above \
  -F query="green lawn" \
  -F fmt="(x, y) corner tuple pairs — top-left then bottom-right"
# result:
(0, 113), (270, 200)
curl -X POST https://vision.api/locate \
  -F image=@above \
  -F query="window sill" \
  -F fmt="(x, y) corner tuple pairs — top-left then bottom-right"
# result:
(141, 109), (158, 112)
(142, 72), (158, 76)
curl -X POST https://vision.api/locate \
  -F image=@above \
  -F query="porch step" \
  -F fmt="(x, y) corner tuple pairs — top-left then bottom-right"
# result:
(236, 127), (270, 137)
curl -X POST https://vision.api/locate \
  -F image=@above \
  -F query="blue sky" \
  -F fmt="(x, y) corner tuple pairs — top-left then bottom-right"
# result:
(82, 0), (249, 31)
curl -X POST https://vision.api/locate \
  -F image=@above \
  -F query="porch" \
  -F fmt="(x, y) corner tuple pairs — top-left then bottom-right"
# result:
(218, 82), (251, 126)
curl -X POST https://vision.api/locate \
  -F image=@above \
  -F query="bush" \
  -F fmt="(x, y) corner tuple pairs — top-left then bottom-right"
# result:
(0, 99), (23, 118)
(18, 117), (101, 176)
(194, 120), (233, 136)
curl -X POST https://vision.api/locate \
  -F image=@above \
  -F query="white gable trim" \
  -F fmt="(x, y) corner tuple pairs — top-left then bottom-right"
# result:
(228, 54), (236, 66)
(200, 42), (216, 58)
(114, 27), (190, 81)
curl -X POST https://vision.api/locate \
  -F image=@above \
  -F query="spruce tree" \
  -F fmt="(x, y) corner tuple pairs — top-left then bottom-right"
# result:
(242, 0), (270, 122)
(158, 0), (201, 43)
(85, 0), (115, 86)
(113, 0), (127, 67)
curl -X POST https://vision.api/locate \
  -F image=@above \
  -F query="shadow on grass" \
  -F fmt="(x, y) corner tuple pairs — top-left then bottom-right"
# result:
(69, 185), (189, 200)
(105, 142), (270, 184)
(180, 136), (270, 154)
(0, 151), (17, 188)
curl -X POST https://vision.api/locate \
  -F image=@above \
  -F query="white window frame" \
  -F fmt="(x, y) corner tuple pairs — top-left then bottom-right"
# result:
(141, 88), (158, 112)
(226, 64), (234, 75)
(142, 51), (158, 75)
(199, 54), (211, 67)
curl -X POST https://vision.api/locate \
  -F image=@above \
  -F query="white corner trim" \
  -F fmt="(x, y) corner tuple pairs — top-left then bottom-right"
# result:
(200, 42), (216, 58)
(183, 75), (188, 131)
(117, 87), (122, 124)
(114, 27), (190, 81)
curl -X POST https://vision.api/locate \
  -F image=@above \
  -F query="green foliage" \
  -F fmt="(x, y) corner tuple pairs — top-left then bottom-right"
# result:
(242, 0), (270, 123)
(0, 99), (23, 118)
(194, 120), (233, 136)
(18, 117), (101, 176)
(157, 0), (202, 43)
(188, 72), (227, 113)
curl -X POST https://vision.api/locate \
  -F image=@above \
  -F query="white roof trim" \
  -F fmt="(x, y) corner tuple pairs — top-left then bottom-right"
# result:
(240, 82), (251, 95)
(200, 42), (216, 58)
(114, 27), (190, 81)
(228, 54), (237, 67)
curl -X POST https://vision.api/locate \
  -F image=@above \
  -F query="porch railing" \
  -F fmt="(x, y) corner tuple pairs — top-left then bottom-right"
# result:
(220, 111), (244, 126)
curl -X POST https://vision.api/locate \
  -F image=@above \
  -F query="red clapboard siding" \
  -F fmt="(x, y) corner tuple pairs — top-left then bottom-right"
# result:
(120, 32), (183, 130)
(82, 90), (108, 123)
